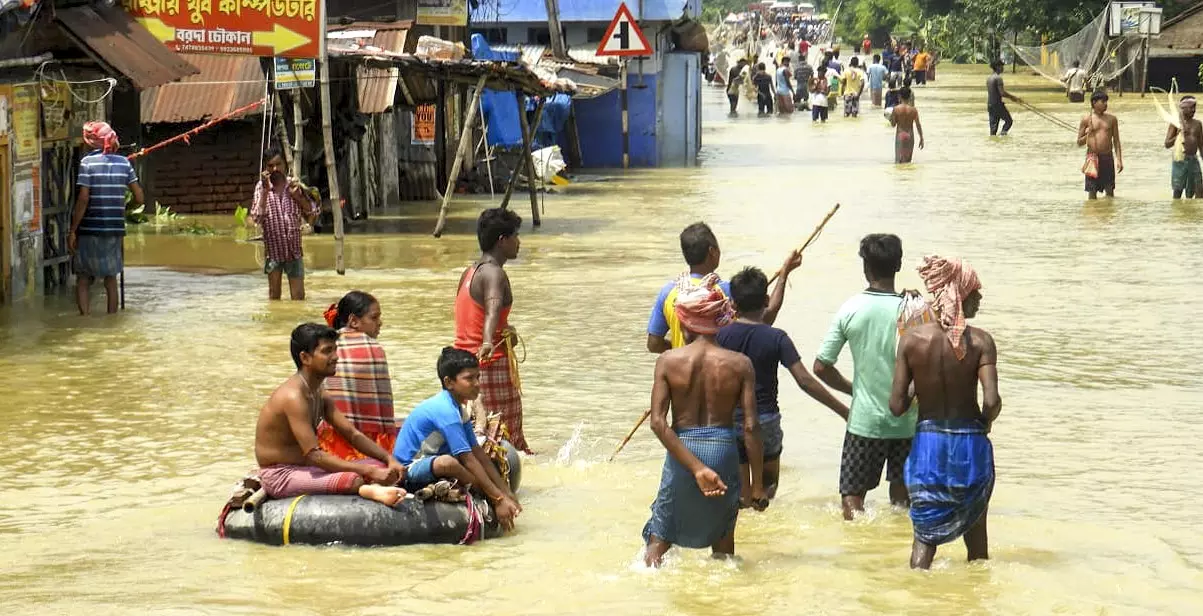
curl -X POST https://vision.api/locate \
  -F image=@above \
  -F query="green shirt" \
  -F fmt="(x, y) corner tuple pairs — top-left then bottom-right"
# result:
(816, 290), (917, 439)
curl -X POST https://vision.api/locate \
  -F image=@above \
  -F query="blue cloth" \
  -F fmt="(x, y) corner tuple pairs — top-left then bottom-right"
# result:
(735, 411), (783, 463)
(393, 390), (476, 464)
(905, 419), (995, 546)
(77, 151), (136, 236)
(647, 274), (732, 338)
(716, 322), (800, 413)
(404, 456), (438, 491)
(642, 426), (741, 549)
(535, 93), (572, 149)
(867, 64), (889, 90)
(73, 234), (123, 278)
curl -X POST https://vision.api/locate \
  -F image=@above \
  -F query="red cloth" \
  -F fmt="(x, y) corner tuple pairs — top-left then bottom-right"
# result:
(917, 255), (982, 360)
(453, 263), (511, 363)
(82, 121), (119, 154)
(250, 179), (317, 263)
(478, 355), (528, 453)
(258, 459), (382, 498)
(672, 273), (733, 336)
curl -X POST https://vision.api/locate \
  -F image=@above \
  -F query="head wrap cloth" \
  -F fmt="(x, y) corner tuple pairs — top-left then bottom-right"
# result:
(82, 121), (120, 154)
(917, 255), (981, 361)
(673, 273), (734, 337)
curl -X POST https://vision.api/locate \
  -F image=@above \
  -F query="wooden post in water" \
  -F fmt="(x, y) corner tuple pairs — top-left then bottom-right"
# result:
(516, 95), (545, 227)
(433, 74), (488, 238)
(291, 93), (304, 178)
(272, 92), (293, 171)
(318, 58), (345, 275)
(500, 94), (546, 214)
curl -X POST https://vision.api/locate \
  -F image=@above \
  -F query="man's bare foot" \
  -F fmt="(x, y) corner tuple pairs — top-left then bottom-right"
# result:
(359, 484), (406, 506)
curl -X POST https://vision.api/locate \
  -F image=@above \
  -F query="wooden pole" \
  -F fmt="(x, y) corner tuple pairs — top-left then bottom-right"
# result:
(766, 203), (840, 286)
(564, 102), (583, 168)
(433, 74), (488, 238)
(1140, 33), (1150, 97)
(517, 95), (545, 227)
(291, 93), (304, 178)
(272, 92), (293, 172)
(620, 60), (629, 169)
(318, 58), (345, 275)
(544, 0), (568, 60)
(608, 408), (651, 462)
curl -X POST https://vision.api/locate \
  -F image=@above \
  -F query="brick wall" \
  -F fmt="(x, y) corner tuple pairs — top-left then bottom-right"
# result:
(141, 121), (262, 214)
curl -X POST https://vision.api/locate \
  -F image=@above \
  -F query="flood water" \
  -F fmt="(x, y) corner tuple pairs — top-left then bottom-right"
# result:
(3, 65), (1202, 614)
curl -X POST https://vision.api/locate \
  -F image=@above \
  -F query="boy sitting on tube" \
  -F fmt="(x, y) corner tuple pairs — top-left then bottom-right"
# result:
(393, 347), (523, 530)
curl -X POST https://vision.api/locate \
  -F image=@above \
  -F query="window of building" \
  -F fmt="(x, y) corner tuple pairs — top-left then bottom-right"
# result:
(526, 27), (550, 45)
(472, 28), (508, 44)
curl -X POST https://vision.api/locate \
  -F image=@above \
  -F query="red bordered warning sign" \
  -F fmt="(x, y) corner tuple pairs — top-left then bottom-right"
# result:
(595, 2), (652, 57)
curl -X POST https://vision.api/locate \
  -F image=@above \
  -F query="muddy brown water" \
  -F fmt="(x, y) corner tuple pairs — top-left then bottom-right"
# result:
(2, 65), (1201, 614)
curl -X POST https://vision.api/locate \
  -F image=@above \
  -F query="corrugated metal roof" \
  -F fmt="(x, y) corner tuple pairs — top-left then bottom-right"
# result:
(354, 29), (408, 114)
(141, 54), (265, 124)
(55, 5), (197, 90)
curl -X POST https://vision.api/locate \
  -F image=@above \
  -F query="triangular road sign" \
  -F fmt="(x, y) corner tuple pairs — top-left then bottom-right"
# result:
(596, 2), (652, 57)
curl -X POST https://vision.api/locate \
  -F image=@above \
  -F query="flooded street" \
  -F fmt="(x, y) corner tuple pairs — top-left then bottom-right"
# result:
(2, 65), (1202, 614)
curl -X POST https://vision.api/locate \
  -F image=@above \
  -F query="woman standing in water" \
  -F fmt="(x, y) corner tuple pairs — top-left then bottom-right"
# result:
(319, 291), (399, 460)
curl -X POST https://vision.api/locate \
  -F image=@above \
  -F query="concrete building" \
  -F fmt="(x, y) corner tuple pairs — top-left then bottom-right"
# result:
(471, 0), (703, 167)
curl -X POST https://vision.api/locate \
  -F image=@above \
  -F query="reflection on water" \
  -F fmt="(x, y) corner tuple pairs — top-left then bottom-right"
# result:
(2, 66), (1202, 614)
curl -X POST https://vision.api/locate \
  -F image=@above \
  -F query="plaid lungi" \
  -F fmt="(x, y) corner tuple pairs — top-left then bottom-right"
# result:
(478, 354), (529, 453)
(258, 458), (383, 498)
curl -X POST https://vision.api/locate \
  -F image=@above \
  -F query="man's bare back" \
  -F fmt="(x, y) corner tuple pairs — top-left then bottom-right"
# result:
(657, 342), (750, 429)
(895, 322), (998, 425)
(891, 103), (920, 135)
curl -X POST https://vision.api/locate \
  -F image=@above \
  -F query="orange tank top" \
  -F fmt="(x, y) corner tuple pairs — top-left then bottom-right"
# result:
(453, 263), (510, 363)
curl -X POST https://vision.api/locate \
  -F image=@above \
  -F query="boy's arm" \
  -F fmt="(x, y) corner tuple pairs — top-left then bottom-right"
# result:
(916, 111), (925, 149)
(1113, 115), (1123, 172)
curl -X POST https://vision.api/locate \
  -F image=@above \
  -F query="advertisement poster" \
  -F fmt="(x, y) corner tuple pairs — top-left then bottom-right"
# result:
(273, 57), (316, 89)
(411, 104), (436, 145)
(416, 0), (466, 26)
(122, 0), (322, 58)
(40, 81), (71, 141)
(13, 84), (39, 162)
(13, 168), (34, 229)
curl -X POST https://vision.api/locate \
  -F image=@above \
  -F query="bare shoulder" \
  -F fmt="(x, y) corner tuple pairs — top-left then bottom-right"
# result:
(966, 326), (997, 353)
(715, 347), (754, 373)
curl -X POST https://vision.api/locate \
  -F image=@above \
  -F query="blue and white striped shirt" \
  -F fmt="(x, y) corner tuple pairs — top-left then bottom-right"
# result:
(77, 151), (137, 236)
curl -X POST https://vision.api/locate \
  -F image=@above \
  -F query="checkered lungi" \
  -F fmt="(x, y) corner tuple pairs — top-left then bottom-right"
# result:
(839, 431), (912, 496)
(478, 355), (529, 453)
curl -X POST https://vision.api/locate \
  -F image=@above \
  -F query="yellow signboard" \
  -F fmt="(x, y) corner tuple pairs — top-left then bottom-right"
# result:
(416, 0), (466, 26)
(12, 84), (40, 162)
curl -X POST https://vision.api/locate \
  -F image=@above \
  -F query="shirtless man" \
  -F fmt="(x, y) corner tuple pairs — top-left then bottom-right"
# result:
(1078, 90), (1123, 199)
(255, 323), (408, 505)
(642, 275), (764, 567)
(889, 87), (924, 164)
(889, 256), (1001, 570)
(1165, 96), (1202, 199)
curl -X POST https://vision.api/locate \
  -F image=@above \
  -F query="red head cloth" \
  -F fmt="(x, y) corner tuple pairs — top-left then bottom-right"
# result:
(82, 121), (120, 154)
(673, 272), (734, 337)
(917, 255), (982, 361)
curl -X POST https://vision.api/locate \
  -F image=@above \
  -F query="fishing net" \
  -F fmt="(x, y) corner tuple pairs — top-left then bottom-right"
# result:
(1009, 10), (1110, 87)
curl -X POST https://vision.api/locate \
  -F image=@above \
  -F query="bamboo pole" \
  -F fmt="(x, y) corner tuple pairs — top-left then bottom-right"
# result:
(319, 59), (345, 275)
(766, 202), (840, 285)
(433, 74), (488, 238)
(499, 95), (545, 211)
(516, 95), (545, 227)
(272, 92), (293, 172)
(609, 203), (843, 462)
(292, 93), (304, 178)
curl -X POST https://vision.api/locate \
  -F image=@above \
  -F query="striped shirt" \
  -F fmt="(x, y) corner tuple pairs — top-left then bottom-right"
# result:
(326, 329), (395, 435)
(250, 179), (317, 263)
(77, 151), (137, 236)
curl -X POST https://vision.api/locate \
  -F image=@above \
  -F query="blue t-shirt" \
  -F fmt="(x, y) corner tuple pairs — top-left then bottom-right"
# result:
(392, 390), (476, 464)
(715, 321), (801, 414)
(867, 64), (889, 90)
(77, 151), (137, 236)
(648, 273), (732, 349)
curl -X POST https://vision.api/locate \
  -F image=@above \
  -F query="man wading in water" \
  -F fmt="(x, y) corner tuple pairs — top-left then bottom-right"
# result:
(1165, 96), (1202, 199)
(642, 275), (765, 566)
(814, 234), (917, 519)
(251, 147), (319, 300)
(255, 323), (408, 505)
(890, 256), (1001, 569)
(987, 59), (1018, 136)
(1078, 90), (1123, 199)
(453, 208), (532, 453)
(889, 86), (924, 164)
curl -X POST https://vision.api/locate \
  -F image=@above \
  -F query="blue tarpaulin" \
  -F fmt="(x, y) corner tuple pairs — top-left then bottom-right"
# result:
(473, 34), (524, 147)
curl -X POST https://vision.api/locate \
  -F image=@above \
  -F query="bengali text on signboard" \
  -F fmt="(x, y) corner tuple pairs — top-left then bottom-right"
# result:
(416, 0), (466, 26)
(123, 0), (323, 58)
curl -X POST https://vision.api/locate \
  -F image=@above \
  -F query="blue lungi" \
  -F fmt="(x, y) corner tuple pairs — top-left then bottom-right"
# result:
(74, 234), (124, 278)
(642, 426), (740, 549)
(905, 419), (994, 546)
